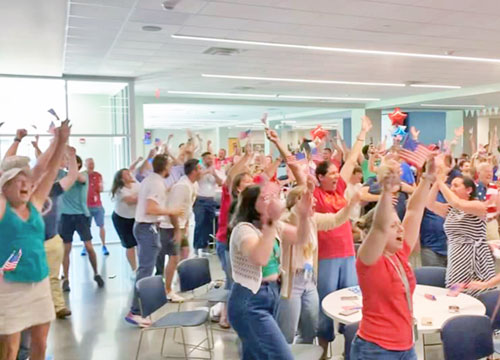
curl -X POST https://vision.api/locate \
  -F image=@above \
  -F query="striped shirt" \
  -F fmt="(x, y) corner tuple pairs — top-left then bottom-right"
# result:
(443, 207), (495, 297)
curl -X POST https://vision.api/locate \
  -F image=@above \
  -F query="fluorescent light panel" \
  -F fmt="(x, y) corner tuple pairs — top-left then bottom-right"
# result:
(420, 104), (485, 108)
(202, 74), (404, 87)
(410, 84), (461, 89)
(172, 34), (500, 64)
(168, 90), (377, 102)
(278, 95), (380, 101)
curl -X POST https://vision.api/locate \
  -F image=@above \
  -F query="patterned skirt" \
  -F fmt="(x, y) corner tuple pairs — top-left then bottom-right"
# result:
(446, 239), (496, 297)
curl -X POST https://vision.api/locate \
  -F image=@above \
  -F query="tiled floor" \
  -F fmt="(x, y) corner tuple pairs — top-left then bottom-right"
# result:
(46, 221), (453, 360)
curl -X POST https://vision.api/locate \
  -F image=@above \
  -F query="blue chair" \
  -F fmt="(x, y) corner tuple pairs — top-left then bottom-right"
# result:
(477, 290), (500, 353)
(135, 275), (212, 360)
(414, 266), (446, 288)
(177, 257), (230, 303)
(441, 315), (493, 360)
(343, 322), (359, 360)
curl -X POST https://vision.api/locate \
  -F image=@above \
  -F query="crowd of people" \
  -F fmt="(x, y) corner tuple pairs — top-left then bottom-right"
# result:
(2, 115), (500, 360)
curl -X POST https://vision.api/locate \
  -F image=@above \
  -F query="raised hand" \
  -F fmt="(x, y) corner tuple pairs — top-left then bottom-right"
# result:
(378, 160), (401, 193)
(454, 126), (464, 138)
(147, 148), (157, 159)
(31, 135), (39, 148)
(265, 128), (279, 143)
(361, 116), (372, 133)
(410, 126), (420, 140)
(59, 119), (71, 142)
(16, 129), (28, 140)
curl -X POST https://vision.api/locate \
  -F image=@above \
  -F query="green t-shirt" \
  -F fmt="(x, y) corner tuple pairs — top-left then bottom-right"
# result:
(361, 159), (376, 181)
(262, 239), (280, 278)
(60, 172), (90, 216)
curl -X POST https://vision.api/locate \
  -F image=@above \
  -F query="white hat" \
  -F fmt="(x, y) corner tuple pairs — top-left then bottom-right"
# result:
(0, 156), (32, 193)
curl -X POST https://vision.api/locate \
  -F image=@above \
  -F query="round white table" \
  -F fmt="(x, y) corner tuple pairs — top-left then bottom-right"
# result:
(322, 284), (486, 334)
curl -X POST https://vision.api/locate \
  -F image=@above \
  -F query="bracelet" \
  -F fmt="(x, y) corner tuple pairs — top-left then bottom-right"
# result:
(14, 137), (21, 143)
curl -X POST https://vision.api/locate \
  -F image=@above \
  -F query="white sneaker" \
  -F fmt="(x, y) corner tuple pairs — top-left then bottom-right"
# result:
(125, 312), (152, 328)
(167, 291), (185, 303)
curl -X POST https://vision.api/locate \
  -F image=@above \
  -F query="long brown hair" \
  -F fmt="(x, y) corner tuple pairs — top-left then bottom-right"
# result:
(111, 168), (128, 199)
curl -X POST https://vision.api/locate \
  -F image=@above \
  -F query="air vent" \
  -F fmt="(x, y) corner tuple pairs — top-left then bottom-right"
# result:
(203, 47), (241, 56)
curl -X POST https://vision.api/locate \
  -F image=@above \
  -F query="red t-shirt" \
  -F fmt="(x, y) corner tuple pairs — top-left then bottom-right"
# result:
(357, 242), (416, 351)
(215, 185), (232, 244)
(313, 178), (354, 259)
(87, 171), (103, 208)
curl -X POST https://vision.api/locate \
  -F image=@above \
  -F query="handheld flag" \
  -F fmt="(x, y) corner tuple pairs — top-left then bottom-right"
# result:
(399, 137), (432, 169)
(47, 121), (56, 134)
(239, 129), (251, 140)
(2, 249), (22, 272)
(48, 108), (60, 121)
(261, 113), (268, 128)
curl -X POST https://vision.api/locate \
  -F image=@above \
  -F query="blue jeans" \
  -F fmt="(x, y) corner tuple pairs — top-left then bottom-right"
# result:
(276, 272), (319, 344)
(216, 242), (233, 290)
(193, 197), (217, 250)
(317, 256), (358, 342)
(130, 222), (161, 315)
(228, 282), (293, 360)
(350, 336), (417, 360)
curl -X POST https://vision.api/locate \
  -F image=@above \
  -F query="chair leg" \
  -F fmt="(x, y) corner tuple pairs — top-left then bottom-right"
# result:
(161, 328), (168, 356)
(135, 330), (144, 360)
(180, 327), (189, 359)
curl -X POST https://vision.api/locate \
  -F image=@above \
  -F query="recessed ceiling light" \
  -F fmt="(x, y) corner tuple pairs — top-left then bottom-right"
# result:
(278, 95), (380, 101)
(172, 34), (500, 64)
(202, 74), (405, 87)
(420, 104), (485, 108)
(142, 25), (162, 32)
(410, 84), (461, 89)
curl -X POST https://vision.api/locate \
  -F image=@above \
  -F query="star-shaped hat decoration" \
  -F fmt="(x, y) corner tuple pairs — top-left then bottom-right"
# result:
(388, 107), (407, 126)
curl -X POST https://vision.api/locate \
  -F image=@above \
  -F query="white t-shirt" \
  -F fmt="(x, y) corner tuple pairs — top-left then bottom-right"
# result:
(345, 182), (363, 221)
(160, 175), (198, 229)
(114, 182), (140, 219)
(135, 172), (168, 223)
(197, 169), (217, 198)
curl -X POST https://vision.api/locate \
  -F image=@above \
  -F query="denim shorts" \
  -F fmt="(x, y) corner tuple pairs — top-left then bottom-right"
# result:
(350, 335), (417, 360)
(89, 206), (105, 227)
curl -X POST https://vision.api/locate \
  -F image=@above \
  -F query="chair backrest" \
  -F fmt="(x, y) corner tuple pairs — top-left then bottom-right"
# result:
(441, 315), (493, 360)
(343, 322), (359, 360)
(177, 257), (212, 292)
(136, 275), (167, 317)
(414, 266), (446, 288)
(478, 290), (500, 330)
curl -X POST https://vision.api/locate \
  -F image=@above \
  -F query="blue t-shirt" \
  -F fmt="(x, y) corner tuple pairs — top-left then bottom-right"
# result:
(400, 162), (415, 185)
(476, 181), (487, 201)
(363, 177), (408, 221)
(420, 192), (448, 256)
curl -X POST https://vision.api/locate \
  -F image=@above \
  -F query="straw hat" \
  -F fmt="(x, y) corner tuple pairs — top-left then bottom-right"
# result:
(0, 156), (32, 193)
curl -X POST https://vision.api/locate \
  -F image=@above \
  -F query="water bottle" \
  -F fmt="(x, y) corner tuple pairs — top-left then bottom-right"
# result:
(486, 183), (498, 222)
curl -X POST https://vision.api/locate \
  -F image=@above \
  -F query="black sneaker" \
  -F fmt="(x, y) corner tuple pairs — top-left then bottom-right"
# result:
(62, 279), (70, 292)
(94, 274), (105, 288)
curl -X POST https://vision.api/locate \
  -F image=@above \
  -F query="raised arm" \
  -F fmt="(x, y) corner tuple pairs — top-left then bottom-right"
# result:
(340, 116), (372, 182)
(315, 191), (361, 231)
(426, 182), (449, 218)
(128, 156), (144, 173)
(31, 121), (70, 211)
(402, 157), (436, 251)
(59, 146), (78, 191)
(31, 135), (42, 158)
(3, 129), (27, 160)
(438, 179), (486, 217)
(357, 161), (401, 265)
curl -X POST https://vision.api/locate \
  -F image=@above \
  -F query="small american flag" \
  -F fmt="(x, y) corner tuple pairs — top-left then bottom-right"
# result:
(2, 249), (22, 272)
(399, 137), (432, 169)
(47, 108), (60, 121)
(47, 121), (56, 135)
(239, 129), (251, 140)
